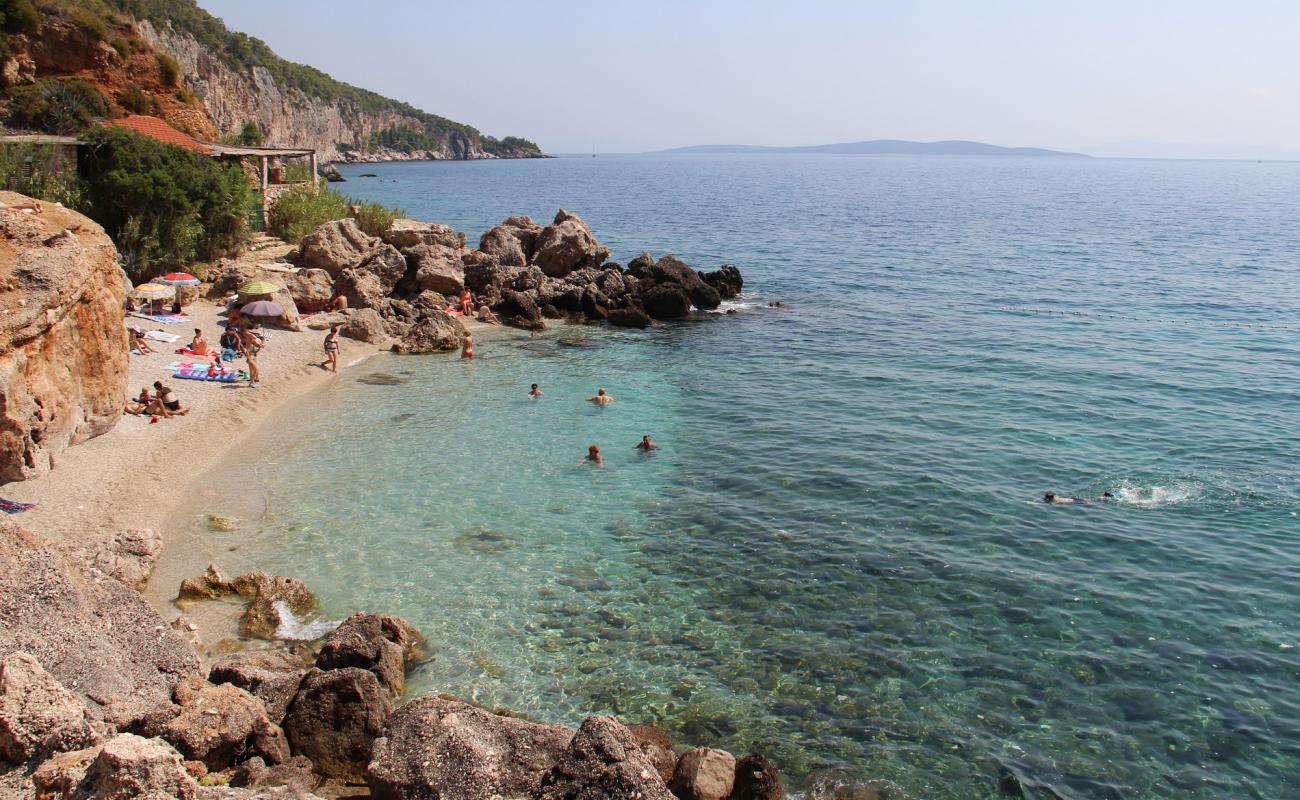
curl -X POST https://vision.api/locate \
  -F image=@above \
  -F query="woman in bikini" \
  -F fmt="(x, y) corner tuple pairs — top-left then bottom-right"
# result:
(189, 328), (210, 356)
(323, 325), (340, 372)
(461, 332), (474, 359)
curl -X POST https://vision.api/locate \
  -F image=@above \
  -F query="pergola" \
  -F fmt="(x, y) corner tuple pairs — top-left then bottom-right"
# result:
(205, 143), (318, 195)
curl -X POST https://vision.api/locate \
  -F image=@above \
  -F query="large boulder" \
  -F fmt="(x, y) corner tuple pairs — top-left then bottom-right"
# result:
(382, 219), (466, 253)
(651, 255), (721, 310)
(670, 747), (737, 800)
(282, 668), (392, 783)
(176, 568), (317, 641)
(608, 307), (652, 329)
(80, 733), (199, 800)
(627, 724), (676, 784)
(366, 696), (573, 800)
(338, 308), (388, 345)
(358, 244), (408, 298)
(209, 651), (307, 726)
(391, 311), (465, 355)
(0, 652), (102, 764)
(641, 283), (692, 320)
(531, 210), (610, 278)
(496, 289), (542, 329)
(162, 677), (289, 772)
(314, 614), (424, 698)
(334, 268), (386, 311)
(0, 523), (202, 727)
(298, 219), (374, 277)
(229, 754), (319, 794)
(538, 716), (674, 800)
(406, 244), (466, 296)
(731, 754), (784, 800)
(0, 192), (127, 481)
(285, 269), (335, 313)
(70, 527), (162, 592)
(701, 265), (743, 300)
(478, 216), (542, 267)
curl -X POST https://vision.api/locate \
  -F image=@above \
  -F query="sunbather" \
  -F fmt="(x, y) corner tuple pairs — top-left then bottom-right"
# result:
(128, 328), (156, 354)
(189, 328), (210, 355)
(152, 381), (190, 415)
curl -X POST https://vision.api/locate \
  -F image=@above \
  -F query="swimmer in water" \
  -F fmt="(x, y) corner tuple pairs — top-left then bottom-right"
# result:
(1044, 491), (1116, 505)
(580, 444), (603, 466)
(529, 383), (543, 398)
(587, 388), (614, 406)
(635, 435), (658, 451)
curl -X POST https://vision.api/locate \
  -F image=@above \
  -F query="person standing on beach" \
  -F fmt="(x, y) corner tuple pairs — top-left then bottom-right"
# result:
(323, 325), (340, 372)
(238, 332), (260, 388)
(529, 383), (543, 398)
(461, 332), (474, 359)
(587, 388), (615, 406)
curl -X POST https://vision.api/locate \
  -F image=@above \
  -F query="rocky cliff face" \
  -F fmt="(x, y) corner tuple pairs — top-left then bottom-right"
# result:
(0, 193), (127, 482)
(137, 21), (493, 163)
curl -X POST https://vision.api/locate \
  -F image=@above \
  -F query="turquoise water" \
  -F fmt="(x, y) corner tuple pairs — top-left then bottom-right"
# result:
(190, 156), (1299, 798)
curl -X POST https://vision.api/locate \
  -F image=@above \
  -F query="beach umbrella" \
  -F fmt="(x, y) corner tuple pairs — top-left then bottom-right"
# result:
(158, 272), (201, 287)
(241, 300), (285, 318)
(130, 282), (174, 314)
(239, 280), (281, 296)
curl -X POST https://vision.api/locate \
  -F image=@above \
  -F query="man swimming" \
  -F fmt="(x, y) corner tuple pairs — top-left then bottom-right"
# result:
(587, 388), (615, 406)
(529, 383), (543, 398)
(636, 435), (658, 451)
(1043, 491), (1116, 504)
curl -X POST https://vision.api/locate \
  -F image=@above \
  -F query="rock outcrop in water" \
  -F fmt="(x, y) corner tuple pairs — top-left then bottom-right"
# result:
(0, 193), (128, 482)
(286, 210), (744, 340)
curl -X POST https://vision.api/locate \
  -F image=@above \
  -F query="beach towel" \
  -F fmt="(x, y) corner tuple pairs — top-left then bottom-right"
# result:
(143, 330), (182, 343)
(445, 307), (463, 317)
(175, 348), (218, 361)
(175, 367), (238, 382)
(130, 312), (191, 325)
(0, 498), (35, 514)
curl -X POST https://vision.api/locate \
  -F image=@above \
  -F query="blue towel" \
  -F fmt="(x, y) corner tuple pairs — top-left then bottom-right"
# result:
(0, 498), (34, 514)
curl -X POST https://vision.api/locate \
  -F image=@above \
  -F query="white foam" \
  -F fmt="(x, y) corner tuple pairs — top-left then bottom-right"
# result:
(273, 600), (342, 641)
(1113, 480), (1201, 508)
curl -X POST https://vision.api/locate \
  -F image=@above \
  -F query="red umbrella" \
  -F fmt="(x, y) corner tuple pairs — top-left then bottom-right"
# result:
(160, 273), (201, 286)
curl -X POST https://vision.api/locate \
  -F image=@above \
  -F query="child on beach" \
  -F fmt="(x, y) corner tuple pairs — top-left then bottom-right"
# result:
(323, 325), (340, 372)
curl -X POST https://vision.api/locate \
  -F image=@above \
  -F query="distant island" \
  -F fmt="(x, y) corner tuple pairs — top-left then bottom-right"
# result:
(654, 139), (1087, 158)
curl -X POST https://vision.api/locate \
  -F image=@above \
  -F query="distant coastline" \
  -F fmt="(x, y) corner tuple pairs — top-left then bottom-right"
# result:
(653, 139), (1087, 157)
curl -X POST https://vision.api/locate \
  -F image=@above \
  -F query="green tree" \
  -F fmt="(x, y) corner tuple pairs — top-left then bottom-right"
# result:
(9, 78), (110, 135)
(237, 120), (262, 146)
(79, 126), (251, 278)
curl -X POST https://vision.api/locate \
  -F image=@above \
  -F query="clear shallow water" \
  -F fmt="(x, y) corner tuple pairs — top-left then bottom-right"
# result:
(185, 155), (1299, 798)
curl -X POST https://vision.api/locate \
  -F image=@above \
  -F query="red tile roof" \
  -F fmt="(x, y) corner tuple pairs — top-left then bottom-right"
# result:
(106, 115), (212, 155)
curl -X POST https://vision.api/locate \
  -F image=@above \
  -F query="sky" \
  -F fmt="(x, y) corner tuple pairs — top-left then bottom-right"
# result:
(197, 0), (1300, 158)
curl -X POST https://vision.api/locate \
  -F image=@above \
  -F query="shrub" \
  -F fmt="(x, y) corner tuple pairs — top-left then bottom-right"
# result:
(79, 126), (251, 278)
(236, 120), (261, 146)
(0, 0), (41, 34)
(9, 78), (110, 135)
(174, 87), (196, 104)
(0, 141), (85, 207)
(70, 5), (106, 39)
(268, 185), (402, 244)
(156, 51), (180, 85)
(119, 85), (158, 115)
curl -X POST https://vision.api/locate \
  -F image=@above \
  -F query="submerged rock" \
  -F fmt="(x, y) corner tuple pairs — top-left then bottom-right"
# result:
(356, 372), (405, 386)
(732, 754), (784, 800)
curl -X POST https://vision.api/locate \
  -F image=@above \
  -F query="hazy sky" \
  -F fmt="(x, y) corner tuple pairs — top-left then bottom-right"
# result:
(197, 0), (1299, 157)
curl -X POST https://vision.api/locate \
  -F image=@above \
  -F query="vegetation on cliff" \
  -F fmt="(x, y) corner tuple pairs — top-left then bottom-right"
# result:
(269, 185), (403, 245)
(79, 126), (250, 277)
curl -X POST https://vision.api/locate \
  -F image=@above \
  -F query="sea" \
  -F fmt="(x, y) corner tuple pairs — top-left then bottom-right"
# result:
(178, 154), (1300, 799)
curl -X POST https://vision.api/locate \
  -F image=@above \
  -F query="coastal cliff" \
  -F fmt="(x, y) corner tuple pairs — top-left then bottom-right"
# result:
(0, 194), (126, 482)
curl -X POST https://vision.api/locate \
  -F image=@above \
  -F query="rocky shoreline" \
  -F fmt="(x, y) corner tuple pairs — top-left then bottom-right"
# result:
(0, 518), (803, 800)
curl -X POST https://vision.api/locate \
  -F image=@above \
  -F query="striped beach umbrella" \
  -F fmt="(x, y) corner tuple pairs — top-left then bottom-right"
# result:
(129, 283), (175, 300)
(158, 272), (201, 287)
(239, 280), (281, 296)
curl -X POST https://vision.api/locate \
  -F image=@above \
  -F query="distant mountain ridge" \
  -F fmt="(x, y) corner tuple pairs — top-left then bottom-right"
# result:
(656, 140), (1087, 158)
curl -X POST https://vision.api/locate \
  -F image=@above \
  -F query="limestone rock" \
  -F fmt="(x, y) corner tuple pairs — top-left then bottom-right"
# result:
(178, 563), (232, 603)
(608, 307), (652, 329)
(297, 219), (373, 277)
(0, 522), (202, 728)
(0, 192), (127, 482)
(32, 744), (100, 799)
(391, 311), (465, 355)
(229, 754), (318, 793)
(208, 651), (307, 726)
(626, 252), (656, 280)
(163, 677), (289, 772)
(497, 289), (542, 329)
(478, 216), (542, 267)
(80, 733), (200, 800)
(366, 696), (573, 800)
(315, 614), (424, 697)
(731, 754), (784, 800)
(317, 163), (345, 183)
(285, 269), (335, 313)
(627, 724), (676, 784)
(652, 255), (721, 310)
(231, 573), (317, 640)
(642, 283), (693, 320)
(338, 308), (388, 345)
(670, 747), (736, 800)
(382, 219), (466, 252)
(77, 527), (162, 592)
(701, 265), (743, 300)
(282, 668), (391, 783)
(531, 209), (611, 278)
(407, 244), (466, 295)
(538, 715), (674, 800)
(0, 652), (102, 764)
